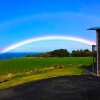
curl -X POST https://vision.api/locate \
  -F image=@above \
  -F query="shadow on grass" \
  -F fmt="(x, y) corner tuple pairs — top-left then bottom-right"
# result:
(80, 64), (97, 75)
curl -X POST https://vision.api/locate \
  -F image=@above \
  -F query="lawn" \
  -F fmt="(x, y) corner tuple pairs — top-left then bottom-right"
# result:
(0, 57), (93, 75)
(0, 57), (93, 90)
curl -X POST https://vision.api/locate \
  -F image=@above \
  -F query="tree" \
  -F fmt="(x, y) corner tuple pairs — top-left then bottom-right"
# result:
(49, 49), (70, 57)
(71, 49), (92, 57)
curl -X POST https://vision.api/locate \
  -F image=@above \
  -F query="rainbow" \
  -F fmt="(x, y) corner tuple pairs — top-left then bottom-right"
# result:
(1, 35), (96, 53)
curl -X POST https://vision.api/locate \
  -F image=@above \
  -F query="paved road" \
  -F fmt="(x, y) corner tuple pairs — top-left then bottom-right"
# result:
(0, 75), (100, 100)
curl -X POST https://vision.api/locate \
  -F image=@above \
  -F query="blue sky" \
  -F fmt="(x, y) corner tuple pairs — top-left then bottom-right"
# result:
(0, 0), (100, 52)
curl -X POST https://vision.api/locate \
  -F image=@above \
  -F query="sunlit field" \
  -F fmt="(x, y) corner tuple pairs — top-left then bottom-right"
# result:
(0, 57), (92, 74)
(0, 57), (93, 90)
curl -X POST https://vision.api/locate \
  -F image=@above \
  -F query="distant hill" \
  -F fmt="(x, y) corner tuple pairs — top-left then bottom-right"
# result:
(29, 49), (70, 57)
(0, 52), (42, 60)
(1, 49), (94, 59)
(26, 49), (95, 57)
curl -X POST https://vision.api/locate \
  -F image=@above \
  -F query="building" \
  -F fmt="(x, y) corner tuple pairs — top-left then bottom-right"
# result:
(89, 27), (100, 76)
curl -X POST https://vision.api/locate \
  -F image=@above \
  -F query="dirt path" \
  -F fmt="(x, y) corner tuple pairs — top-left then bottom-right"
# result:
(0, 75), (100, 100)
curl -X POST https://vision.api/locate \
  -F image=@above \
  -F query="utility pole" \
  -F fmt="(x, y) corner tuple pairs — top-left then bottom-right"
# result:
(92, 45), (96, 73)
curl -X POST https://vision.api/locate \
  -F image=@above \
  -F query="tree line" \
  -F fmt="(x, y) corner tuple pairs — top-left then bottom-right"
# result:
(26, 49), (96, 57)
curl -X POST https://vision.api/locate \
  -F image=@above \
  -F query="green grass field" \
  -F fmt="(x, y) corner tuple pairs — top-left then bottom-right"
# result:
(0, 57), (93, 90)
(0, 57), (93, 75)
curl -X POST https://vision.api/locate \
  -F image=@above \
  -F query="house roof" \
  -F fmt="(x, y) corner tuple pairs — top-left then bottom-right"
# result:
(88, 27), (100, 30)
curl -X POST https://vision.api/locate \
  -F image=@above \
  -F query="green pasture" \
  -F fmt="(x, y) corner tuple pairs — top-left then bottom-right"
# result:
(0, 57), (93, 75)
(0, 57), (93, 90)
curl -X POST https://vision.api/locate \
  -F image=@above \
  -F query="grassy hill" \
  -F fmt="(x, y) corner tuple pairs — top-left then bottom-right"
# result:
(0, 57), (92, 75)
(0, 57), (93, 90)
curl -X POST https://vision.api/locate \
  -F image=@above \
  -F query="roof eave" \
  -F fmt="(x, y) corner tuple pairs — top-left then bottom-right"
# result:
(88, 27), (100, 30)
